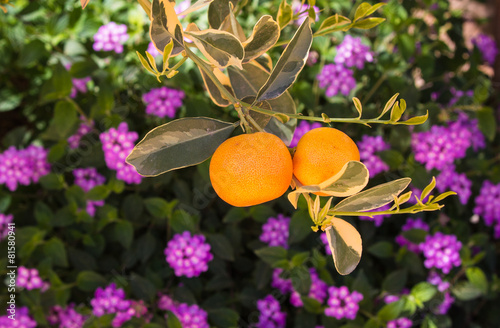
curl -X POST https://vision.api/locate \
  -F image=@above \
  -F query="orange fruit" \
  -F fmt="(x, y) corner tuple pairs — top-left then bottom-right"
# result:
(209, 132), (293, 207)
(292, 127), (360, 189)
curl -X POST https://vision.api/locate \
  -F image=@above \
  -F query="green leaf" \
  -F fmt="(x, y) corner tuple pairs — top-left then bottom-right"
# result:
(291, 266), (311, 294)
(477, 107), (496, 141)
(207, 234), (235, 261)
(377, 300), (404, 321)
(421, 176), (436, 202)
(76, 271), (107, 292)
(40, 62), (72, 103)
(208, 308), (239, 328)
(255, 17), (312, 102)
(87, 185), (110, 201)
(452, 281), (482, 301)
(44, 100), (78, 140)
(353, 17), (386, 29)
(39, 173), (65, 190)
(223, 207), (247, 223)
(0, 194), (11, 213)
(112, 220), (133, 249)
(332, 178), (411, 213)
(150, 0), (185, 57)
(130, 273), (156, 301)
(170, 210), (199, 233)
(137, 52), (157, 75)
(466, 267), (488, 294)
(255, 247), (288, 267)
(219, 6), (247, 41)
(302, 296), (322, 313)
(288, 210), (312, 244)
(126, 117), (238, 176)
(242, 15), (280, 62)
(401, 229), (427, 244)
(377, 93), (399, 119)
(0, 89), (21, 112)
(34, 201), (53, 227)
(166, 311), (183, 328)
(208, 0), (230, 29)
(317, 14), (351, 35)
(277, 0), (293, 29)
(397, 112), (428, 125)
(227, 62), (297, 145)
(367, 241), (393, 258)
(144, 198), (177, 219)
(43, 237), (68, 267)
(186, 29), (244, 69)
(69, 60), (98, 78)
(325, 218), (362, 275)
(411, 282), (436, 303)
(382, 269), (407, 294)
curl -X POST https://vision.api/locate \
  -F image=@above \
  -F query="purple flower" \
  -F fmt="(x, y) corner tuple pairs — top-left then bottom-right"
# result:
(147, 42), (161, 57)
(142, 87), (185, 119)
(307, 50), (319, 66)
(73, 167), (105, 192)
(395, 218), (429, 253)
(0, 145), (50, 191)
(100, 122), (142, 184)
(420, 232), (462, 274)
(164, 231), (213, 278)
(436, 166), (471, 205)
(0, 213), (13, 241)
(68, 119), (94, 149)
(358, 135), (390, 177)
(434, 292), (454, 315)
(16, 266), (48, 291)
(47, 304), (87, 328)
(320, 232), (331, 255)
(324, 286), (363, 320)
(387, 318), (412, 328)
(170, 303), (209, 328)
(260, 214), (290, 249)
(271, 268), (293, 294)
(291, 0), (320, 26)
(335, 35), (374, 69)
(65, 63), (92, 99)
(427, 271), (450, 292)
(474, 180), (500, 238)
(359, 204), (391, 226)
(157, 294), (176, 311)
(448, 87), (474, 107)
(384, 294), (400, 304)
(317, 63), (356, 97)
(93, 22), (129, 54)
(472, 34), (498, 65)
(0, 306), (37, 328)
(290, 268), (327, 307)
(289, 121), (322, 148)
(255, 295), (287, 328)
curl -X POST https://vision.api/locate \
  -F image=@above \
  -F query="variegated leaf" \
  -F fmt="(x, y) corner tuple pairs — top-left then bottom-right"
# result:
(178, 0), (214, 16)
(150, 0), (185, 57)
(242, 15), (280, 62)
(208, 0), (231, 29)
(326, 218), (362, 275)
(198, 66), (233, 107)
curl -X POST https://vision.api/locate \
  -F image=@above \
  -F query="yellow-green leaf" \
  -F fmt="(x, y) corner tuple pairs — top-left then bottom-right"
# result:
(318, 161), (369, 197)
(186, 29), (244, 69)
(162, 40), (175, 71)
(325, 218), (362, 275)
(390, 102), (403, 122)
(397, 112), (428, 125)
(353, 17), (386, 29)
(137, 51), (157, 75)
(277, 0), (293, 29)
(317, 14), (351, 34)
(333, 178), (411, 213)
(255, 17), (312, 102)
(420, 177), (436, 202)
(150, 0), (185, 57)
(242, 15), (280, 63)
(377, 93), (399, 119)
(352, 97), (362, 119)
(431, 191), (456, 203)
(354, 2), (385, 21)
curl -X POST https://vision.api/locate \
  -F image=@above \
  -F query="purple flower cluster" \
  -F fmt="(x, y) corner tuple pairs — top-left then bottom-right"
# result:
(427, 271), (450, 292)
(448, 88), (474, 107)
(0, 307), (37, 328)
(91, 283), (145, 327)
(0, 213), (13, 241)
(271, 268), (293, 294)
(289, 121), (322, 148)
(436, 166), (472, 204)
(324, 286), (363, 320)
(358, 135), (390, 177)
(317, 63), (356, 97)
(100, 122), (142, 184)
(472, 33), (498, 65)
(474, 181), (500, 238)
(260, 214), (290, 249)
(395, 218), (429, 253)
(292, 0), (320, 25)
(68, 120), (94, 149)
(157, 294), (176, 311)
(412, 112), (485, 171)
(65, 64), (91, 99)
(255, 295), (286, 328)
(434, 292), (454, 315)
(147, 42), (161, 57)
(387, 318), (412, 328)
(47, 304), (86, 328)
(157, 294), (209, 328)
(164, 231), (213, 278)
(0, 145), (50, 191)
(335, 35), (374, 69)
(93, 22), (129, 54)
(420, 232), (462, 274)
(142, 87), (185, 118)
(17, 266), (49, 291)
(359, 204), (391, 226)
(320, 232), (332, 255)
(290, 268), (328, 307)
(73, 167), (106, 217)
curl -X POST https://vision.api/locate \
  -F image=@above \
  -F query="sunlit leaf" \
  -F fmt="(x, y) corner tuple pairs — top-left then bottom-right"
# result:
(162, 40), (175, 70)
(332, 178), (411, 213)
(219, 5), (247, 41)
(150, 0), (185, 57)
(353, 17), (386, 29)
(242, 15), (280, 62)
(325, 218), (362, 275)
(81, 0), (90, 9)
(208, 0), (231, 29)
(255, 18), (312, 102)
(137, 0), (152, 19)
(354, 2), (385, 21)
(352, 97), (362, 119)
(420, 177), (436, 202)
(477, 106), (497, 141)
(228, 62), (297, 145)
(319, 161), (369, 197)
(317, 14), (351, 34)
(277, 0), (293, 29)
(377, 93), (399, 119)
(126, 117), (239, 176)
(198, 64), (233, 107)
(178, 0), (214, 16)
(137, 52), (157, 75)
(186, 29), (244, 69)
(390, 102), (402, 122)
(396, 112), (428, 125)
(431, 191), (456, 203)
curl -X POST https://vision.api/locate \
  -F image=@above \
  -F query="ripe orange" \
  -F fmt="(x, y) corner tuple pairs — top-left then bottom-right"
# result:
(292, 127), (360, 188)
(209, 132), (293, 207)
